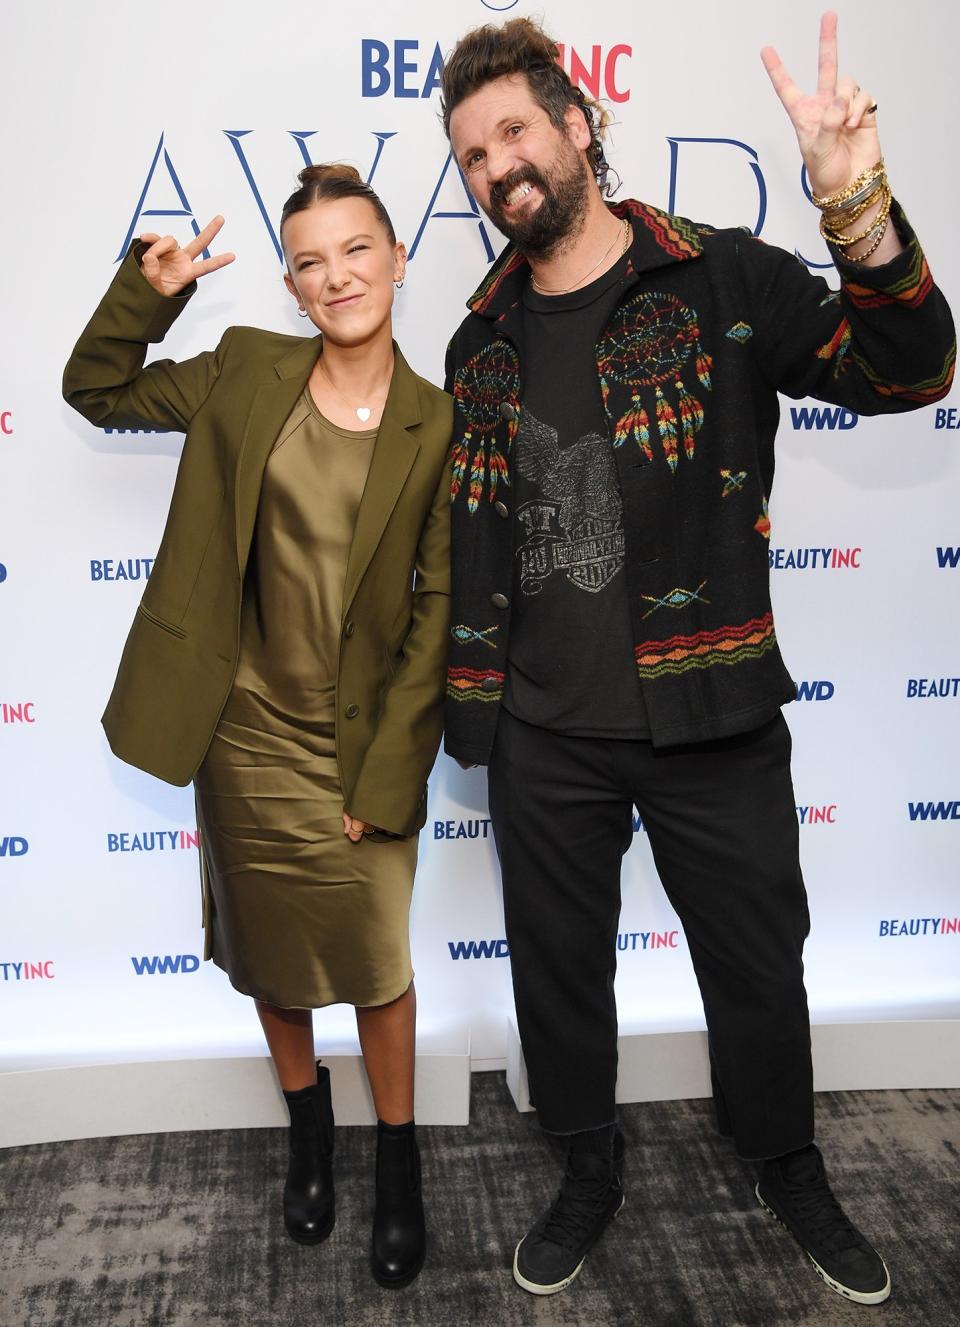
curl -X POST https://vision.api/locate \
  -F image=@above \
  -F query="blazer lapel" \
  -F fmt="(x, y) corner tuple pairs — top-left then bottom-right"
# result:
(234, 336), (321, 570)
(342, 346), (422, 613)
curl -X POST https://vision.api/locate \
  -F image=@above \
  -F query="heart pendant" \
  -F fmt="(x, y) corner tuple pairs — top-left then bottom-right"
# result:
(356, 407), (372, 423)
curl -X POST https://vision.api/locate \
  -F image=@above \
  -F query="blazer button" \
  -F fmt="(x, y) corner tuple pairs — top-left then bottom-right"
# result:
(480, 676), (500, 693)
(491, 592), (510, 609)
(344, 621), (356, 638)
(494, 500), (509, 519)
(499, 400), (517, 422)
(345, 704), (360, 719)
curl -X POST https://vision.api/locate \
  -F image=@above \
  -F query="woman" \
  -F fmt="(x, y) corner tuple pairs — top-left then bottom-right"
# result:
(63, 164), (453, 1289)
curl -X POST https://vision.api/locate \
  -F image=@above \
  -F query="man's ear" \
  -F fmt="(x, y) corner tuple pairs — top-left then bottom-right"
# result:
(564, 101), (592, 152)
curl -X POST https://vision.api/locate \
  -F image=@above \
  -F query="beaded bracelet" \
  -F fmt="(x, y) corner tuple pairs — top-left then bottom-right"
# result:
(820, 186), (892, 248)
(813, 161), (892, 262)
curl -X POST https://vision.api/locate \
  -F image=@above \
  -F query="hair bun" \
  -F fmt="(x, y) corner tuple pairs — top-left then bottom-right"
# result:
(281, 163), (397, 247)
(296, 162), (363, 188)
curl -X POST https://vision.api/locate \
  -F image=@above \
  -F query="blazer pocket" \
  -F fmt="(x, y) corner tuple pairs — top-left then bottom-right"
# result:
(137, 602), (187, 640)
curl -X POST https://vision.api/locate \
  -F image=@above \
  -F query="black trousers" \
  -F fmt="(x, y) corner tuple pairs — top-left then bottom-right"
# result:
(487, 708), (814, 1160)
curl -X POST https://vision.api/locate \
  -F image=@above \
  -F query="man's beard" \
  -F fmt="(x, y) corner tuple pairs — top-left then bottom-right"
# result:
(485, 141), (590, 259)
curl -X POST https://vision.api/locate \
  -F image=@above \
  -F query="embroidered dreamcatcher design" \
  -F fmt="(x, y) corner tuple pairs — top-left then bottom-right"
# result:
(597, 291), (713, 471)
(452, 341), (520, 513)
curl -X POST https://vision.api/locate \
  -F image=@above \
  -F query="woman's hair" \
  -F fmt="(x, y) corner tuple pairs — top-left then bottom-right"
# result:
(280, 163), (397, 248)
(440, 17), (616, 197)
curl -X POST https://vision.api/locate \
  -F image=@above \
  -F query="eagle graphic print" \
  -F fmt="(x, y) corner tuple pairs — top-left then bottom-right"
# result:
(514, 411), (625, 596)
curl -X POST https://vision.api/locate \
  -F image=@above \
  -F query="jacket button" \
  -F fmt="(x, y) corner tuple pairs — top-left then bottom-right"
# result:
(494, 500), (509, 519)
(480, 676), (500, 693)
(491, 592), (509, 610)
(344, 621), (356, 638)
(345, 704), (360, 719)
(499, 401), (517, 422)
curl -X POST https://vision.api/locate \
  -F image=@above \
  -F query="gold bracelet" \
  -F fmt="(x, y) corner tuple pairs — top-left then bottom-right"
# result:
(820, 179), (886, 231)
(843, 213), (891, 263)
(818, 167), (885, 214)
(820, 186), (892, 247)
(811, 160), (885, 212)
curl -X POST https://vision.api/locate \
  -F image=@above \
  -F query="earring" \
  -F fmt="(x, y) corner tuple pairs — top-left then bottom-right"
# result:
(394, 279), (404, 289)
(297, 306), (308, 318)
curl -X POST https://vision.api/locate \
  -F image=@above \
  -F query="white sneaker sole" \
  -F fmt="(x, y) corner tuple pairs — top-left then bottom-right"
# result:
(512, 1193), (626, 1296)
(756, 1184), (891, 1306)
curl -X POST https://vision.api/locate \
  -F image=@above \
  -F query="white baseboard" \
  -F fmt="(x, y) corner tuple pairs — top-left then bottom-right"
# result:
(0, 1047), (471, 1148)
(505, 1019), (960, 1112)
(5, 1020), (957, 1147)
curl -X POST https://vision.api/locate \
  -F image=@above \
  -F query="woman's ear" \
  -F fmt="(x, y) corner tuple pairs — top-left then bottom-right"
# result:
(283, 271), (303, 309)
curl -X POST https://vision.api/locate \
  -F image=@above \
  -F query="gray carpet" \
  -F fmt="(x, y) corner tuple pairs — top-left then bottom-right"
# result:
(1, 1073), (958, 1327)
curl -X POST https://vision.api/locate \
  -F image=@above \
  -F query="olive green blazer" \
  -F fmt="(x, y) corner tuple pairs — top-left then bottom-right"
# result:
(63, 249), (453, 837)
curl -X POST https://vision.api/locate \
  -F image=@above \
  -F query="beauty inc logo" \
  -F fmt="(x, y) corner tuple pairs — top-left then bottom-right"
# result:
(108, 829), (198, 853)
(878, 916), (959, 937)
(933, 407), (960, 429)
(0, 961), (54, 981)
(906, 677), (959, 700)
(796, 805), (837, 825)
(359, 38), (631, 103)
(1, 703), (36, 724)
(433, 818), (493, 841)
(91, 558), (154, 583)
(769, 546), (861, 571)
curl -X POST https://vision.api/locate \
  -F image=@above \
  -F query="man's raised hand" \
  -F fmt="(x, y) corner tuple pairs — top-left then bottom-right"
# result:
(761, 11), (881, 201)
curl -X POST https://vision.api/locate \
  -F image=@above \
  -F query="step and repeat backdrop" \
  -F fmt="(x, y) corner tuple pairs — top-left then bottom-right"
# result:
(1, 0), (957, 1077)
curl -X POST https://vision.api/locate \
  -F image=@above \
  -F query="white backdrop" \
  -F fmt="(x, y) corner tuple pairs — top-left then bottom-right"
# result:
(1, 0), (957, 1085)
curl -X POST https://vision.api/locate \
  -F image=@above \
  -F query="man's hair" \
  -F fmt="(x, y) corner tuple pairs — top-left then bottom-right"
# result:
(440, 17), (616, 197)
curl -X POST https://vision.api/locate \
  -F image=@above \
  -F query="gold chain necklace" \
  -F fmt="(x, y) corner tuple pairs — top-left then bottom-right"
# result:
(530, 219), (631, 296)
(317, 357), (390, 424)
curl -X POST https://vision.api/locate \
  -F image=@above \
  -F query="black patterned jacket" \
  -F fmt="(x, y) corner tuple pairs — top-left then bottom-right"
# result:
(443, 199), (954, 764)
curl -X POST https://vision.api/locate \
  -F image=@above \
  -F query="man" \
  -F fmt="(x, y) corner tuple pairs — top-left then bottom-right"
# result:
(439, 11), (954, 1306)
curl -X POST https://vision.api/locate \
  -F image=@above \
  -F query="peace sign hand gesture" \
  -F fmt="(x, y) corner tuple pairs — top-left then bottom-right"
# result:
(761, 11), (880, 201)
(138, 215), (236, 297)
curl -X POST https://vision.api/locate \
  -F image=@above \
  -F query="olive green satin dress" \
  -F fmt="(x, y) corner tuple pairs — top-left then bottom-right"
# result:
(194, 390), (418, 1009)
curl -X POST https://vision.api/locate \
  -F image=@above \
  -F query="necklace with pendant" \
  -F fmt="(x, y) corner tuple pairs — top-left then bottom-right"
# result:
(530, 218), (631, 296)
(317, 357), (389, 423)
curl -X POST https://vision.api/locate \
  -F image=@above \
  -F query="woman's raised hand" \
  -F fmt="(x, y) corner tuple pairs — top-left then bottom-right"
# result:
(138, 215), (236, 297)
(761, 11), (881, 200)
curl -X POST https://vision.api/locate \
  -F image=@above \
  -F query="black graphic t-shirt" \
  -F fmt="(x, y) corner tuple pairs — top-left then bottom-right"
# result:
(503, 255), (651, 737)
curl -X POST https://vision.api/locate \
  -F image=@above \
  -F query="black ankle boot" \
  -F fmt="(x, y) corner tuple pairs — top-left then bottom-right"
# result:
(371, 1119), (425, 1288)
(282, 1062), (335, 1245)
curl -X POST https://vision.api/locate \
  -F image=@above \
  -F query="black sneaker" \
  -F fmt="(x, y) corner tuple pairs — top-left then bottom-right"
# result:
(756, 1144), (891, 1305)
(513, 1130), (625, 1295)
